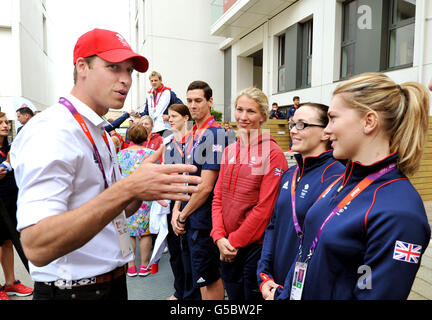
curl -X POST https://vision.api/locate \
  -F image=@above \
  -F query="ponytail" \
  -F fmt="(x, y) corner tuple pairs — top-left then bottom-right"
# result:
(333, 72), (430, 176)
(392, 82), (429, 176)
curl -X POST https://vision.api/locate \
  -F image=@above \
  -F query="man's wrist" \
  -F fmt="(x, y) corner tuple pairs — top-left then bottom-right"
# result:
(177, 215), (187, 225)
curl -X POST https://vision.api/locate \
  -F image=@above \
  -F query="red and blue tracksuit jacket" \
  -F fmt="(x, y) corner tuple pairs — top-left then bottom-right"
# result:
(274, 152), (431, 299)
(257, 150), (344, 292)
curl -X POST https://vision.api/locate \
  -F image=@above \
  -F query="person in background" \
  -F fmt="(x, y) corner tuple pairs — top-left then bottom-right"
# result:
(117, 124), (155, 277)
(104, 109), (136, 133)
(0, 112), (33, 300)
(287, 96), (301, 151)
(164, 103), (201, 300)
(141, 115), (163, 151)
(211, 87), (288, 300)
(257, 102), (344, 300)
(223, 121), (237, 145)
(106, 118), (125, 153)
(287, 96), (300, 121)
(272, 72), (431, 300)
(16, 106), (34, 135)
(269, 103), (285, 119)
(141, 71), (173, 136)
(125, 119), (135, 141)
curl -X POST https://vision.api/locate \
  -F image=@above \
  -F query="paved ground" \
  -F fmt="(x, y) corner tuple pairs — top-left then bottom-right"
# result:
(0, 241), (175, 300)
(2, 201), (432, 300)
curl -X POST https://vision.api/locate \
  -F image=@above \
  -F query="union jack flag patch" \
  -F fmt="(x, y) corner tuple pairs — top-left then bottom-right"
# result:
(274, 168), (282, 176)
(393, 240), (422, 264)
(212, 144), (223, 152)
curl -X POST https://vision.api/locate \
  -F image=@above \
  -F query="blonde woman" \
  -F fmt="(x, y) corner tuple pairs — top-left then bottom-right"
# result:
(273, 72), (430, 300)
(211, 87), (288, 300)
(139, 115), (163, 151)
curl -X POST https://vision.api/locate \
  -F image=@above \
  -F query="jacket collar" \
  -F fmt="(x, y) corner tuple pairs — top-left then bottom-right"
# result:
(341, 152), (399, 186)
(294, 150), (334, 180)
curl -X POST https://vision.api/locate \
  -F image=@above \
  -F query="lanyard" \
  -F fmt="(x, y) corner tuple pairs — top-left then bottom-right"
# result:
(0, 149), (6, 159)
(152, 86), (165, 112)
(59, 97), (112, 189)
(171, 136), (185, 159)
(184, 116), (216, 162)
(295, 163), (397, 263)
(290, 168), (343, 241)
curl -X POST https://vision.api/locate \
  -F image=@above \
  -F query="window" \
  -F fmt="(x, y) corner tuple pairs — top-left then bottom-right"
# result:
(278, 34), (286, 92)
(339, 0), (416, 79)
(277, 18), (313, 92)
(341, 0), (357, 79)
(299, 19), (313, 88)
(388, 0), (415, 68)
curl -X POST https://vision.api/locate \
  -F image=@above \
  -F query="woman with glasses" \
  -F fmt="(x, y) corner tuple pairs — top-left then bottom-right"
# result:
(273, 73), (431, 300)
(211, 87), (288, 300)
(257, 102), (344, 300)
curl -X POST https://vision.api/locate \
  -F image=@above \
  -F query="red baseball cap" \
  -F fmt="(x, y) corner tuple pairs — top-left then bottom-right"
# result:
(73, 28), (149, 73)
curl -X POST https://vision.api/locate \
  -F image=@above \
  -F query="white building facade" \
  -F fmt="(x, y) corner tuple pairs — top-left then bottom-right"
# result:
(0, 0), (56, 120)
(128, 0), (225, 114)
(211, 0), (432, 119)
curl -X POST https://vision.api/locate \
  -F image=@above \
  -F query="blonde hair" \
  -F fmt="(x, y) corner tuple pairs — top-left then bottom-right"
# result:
(333, 72), (430, 176)
(141, 115), (153, 126)
(149, 71), (162, 80)
(235, 87), (269, 125)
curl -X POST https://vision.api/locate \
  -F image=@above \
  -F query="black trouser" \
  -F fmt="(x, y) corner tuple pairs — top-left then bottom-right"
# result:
(166, 213), (201, 300)
(33, 274), (128, 300)
(221, 243), (263, 301)
(0, 197), (29, 272)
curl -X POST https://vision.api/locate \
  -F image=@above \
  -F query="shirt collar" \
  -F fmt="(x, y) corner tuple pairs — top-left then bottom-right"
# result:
(66, 94), (109, 128)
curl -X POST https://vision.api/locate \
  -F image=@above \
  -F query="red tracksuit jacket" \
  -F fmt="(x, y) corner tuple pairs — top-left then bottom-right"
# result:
(211, 132), (288, 248)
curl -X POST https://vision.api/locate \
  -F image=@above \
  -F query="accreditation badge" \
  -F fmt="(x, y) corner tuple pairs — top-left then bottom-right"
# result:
(290, 261), (308, 300)
(113, 211), (134, 257)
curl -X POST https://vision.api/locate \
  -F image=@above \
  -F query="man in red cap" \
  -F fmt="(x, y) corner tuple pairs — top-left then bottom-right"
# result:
(10, 29), (201, 300)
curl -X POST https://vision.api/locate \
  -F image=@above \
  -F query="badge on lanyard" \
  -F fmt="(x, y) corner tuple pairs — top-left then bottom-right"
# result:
(290, 262), (308, 300)
(113, 212), (134, 257)
(288, 162), (397, 300)
(111, 164), (133, 257)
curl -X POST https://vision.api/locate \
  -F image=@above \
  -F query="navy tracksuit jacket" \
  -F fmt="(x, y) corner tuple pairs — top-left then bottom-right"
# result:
(274, 152), (431, 299)
(257, 151), (344, 291)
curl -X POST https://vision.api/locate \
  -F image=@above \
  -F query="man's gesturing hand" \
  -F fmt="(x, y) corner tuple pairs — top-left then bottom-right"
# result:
(127, 145), (201, 202)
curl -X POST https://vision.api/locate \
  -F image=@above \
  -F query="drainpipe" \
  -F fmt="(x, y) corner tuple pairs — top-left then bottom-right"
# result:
(418, 0), (426, 85)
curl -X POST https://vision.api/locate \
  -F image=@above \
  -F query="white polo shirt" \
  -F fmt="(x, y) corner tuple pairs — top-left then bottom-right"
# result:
(10, 95), (133, 282)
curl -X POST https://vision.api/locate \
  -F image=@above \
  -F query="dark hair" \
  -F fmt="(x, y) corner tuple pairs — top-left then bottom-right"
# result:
(298, 102), (329, 126)
(128, 124), (148, 145)
(168, 103), (192, 120)
(16, 107), (34, 117)
(298, 102), (331, 149)
(293, 96), (300, 101)
(187, 81), (212, 101)
(272, 102), (278, 107)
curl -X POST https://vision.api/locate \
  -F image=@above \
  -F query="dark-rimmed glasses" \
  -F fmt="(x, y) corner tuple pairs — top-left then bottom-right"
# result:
(288, 121), (326, 131)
